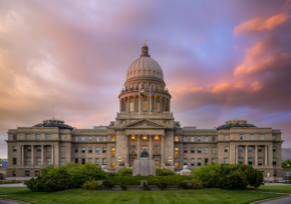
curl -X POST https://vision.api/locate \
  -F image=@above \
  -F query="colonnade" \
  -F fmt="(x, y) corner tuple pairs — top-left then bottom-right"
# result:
(20, 145), (54, 166)
(235, 145), (272, 166)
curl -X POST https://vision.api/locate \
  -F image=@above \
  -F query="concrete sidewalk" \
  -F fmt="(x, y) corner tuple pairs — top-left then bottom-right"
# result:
(0, 184), (26, 187)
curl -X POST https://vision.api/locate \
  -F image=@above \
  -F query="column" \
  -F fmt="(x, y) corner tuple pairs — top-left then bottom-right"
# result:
(254, 145), (258, 166)
(161, 135), (164, 165)
(22, 145), (24, 166)
(268, 144), (272, 167)
(137, 135), (141, 159)
(139, 95), (141, 114)
(41, 145), (44, 166)
(127, 97), (130, 113)
(126, 134), (130, 165)
(245, 145), (248, 164)
(119, 99), (122, 112)
(51, 145), (54, 166)
(133, 96), (136, 112)
(265, 145), (268, 166)
(163, 98), (166, 112)
(31, 145), (34, 166)
(149, 135), (153, 160)
(153, 96), (157, 113)
(147, 94), (150, 114)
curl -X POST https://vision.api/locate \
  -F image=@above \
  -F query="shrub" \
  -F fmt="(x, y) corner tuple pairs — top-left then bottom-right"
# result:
(116, 167), (133, 176)
(282, 159), (291, 169)
(189, 179), (203, 189)
(107, 173), (116, 177)
(142, 182), (151, 191)
(120, 183), (127, 190)
(156, 168), (175, 176)
(191, 163), (220, 187)
(156, 180), (168, 190)
(102, 180), (114, 189)
(82, 180), (101, 190)
(178, 181), (189, 189)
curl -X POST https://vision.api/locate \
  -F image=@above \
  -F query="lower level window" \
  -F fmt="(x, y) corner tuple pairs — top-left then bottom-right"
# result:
(175, 163), (178, 168)
(191, 158), (194, 166)
(12, 171), (16, 177)
(95, 158), (99, 165)
(102, 158), (106, 165)
(88, 158), (92, 163)
(183, 158), (188, 165)
(198, 158), (201, 166)
(82, 158), (85, 164)
(75, 158), (78, 164)
(238, 158), (243, 164)
(46, 158), (51, 165)
(224, 158), (229, 164)
(258, 158), (263, 166)
(61, 158), (66, 165)
(204, 158), (208, 164)
(35, 171), (40, 176)
(248, 158), (253, 165)
(211, 158), (215, 164)
(25, 171), (30, 177)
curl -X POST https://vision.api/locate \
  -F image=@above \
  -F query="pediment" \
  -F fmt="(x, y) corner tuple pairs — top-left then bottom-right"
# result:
(124, 119), (166, 128)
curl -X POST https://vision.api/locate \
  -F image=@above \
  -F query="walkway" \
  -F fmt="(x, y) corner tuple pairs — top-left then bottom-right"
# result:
(258, 196), (291, 204)
(0, 184), (26, 188)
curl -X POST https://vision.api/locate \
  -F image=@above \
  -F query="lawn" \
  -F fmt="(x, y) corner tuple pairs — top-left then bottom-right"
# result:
(0, 188), (285, 204)
(254, 185), (291, 194)
(0, 187), (32, 195)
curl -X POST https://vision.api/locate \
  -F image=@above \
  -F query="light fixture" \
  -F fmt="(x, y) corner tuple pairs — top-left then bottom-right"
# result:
(143, 136), (147, 140)
(155, 136), (159, 140)
(168, 157), (172, 162)
(118, 157), (122, 162)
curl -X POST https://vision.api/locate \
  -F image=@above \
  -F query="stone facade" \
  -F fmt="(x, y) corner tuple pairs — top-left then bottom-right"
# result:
(5, 42), (284, 181)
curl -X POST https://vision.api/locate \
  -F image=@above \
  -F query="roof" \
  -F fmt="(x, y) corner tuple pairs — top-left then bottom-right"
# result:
(33, 118), (74, 130)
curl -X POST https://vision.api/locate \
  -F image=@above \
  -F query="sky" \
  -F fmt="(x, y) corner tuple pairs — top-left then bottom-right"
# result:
(0, 0), (291, 158)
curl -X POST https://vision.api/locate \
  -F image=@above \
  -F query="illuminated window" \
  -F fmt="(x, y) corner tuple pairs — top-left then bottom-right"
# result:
(131, 135), (136, 140)
(175, 163), (178, 168)
(112, 136), (116, 141)
(143, 135), (148, 140)
(112, 163), (115, 167)
(175, 148), (179, 158)
(112, 147), (116, 157)
(96, 137), (100, 141)
(154, 135), (160, 140)
(25, 171), (30, 177)
(175, 136), (179, 141)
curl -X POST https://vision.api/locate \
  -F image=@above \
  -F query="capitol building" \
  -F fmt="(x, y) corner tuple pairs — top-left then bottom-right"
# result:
(5, 42), (284, 181)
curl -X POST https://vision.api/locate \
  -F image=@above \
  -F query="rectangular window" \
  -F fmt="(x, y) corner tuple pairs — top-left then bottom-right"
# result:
(36, 157), (41, 165)
(250, 134), (254, 140)
(224, 147), (229, 152)
(175, 148), (179, 158)
(238, 147), (243, 152)
(88, 158), (92, 163)
(273, 146), (276, 153)
(37, 146), (41, 152)
(224, 135), (229, 140)
(35, 171), (40, 176)
(184, 147), (188, 153)
(75, 137), (78, 142)
(211, 158), (215, 164)
(95, 148), (99, 153)
(259, 135), (264, 140)
(89, 137), (92, 142)
(272, 135), (276, 140)
(95, 158), (99, 165)
(183, 137), (188, 142)
(248, 146), (252, 152)
(27, 157), (31, 166)
(82, 158), (85, 164)
(111, 147), (115, 157)
(239, 135), (244, 140)
(61, 135), (65, 140)
(13, 158), (17, 165)
(82, 137), (85, 141)
(74, 147), (78, 153)
(174, 136), (179, 141)
(47, 146), (51, 152)
(205, 158), (208, 164)
(273, 158), (276, 166)
(46, 158), (51, 165)
(183, 158), (188, 165)
(13, 146), (17, 152)
(27, 146), (31, 152)
(112, 136), (116, 141)
(13, 135), (17, 140)
(248, 158), (253, 165)
(190, 147), (195, 153)
(103, 136), (107, 141)
(131, 145), (136, 150)
(96, 137), (100, 141)
(258, 147), (262, 152)
(198, 137), (201, 142)
(198, 148), (202, 153)
(73, 158), (78, 163)
(61, 146), (65, 152)
(12, 171), (16, 177)
(46, 134), (50, 140)
(274, 171), (277, 177)
(25, 171), (30, 177)
(205, 137), (209, 142)
(36, 134), (40, 140)
(112, 163), (115, 167)
(238, 158), (243, 164)
(102, 147), (106, 153)
(175, 163), (178, 168)
(198, 158), (202, 166)
(224, 158), (229, 164)
(212, 136), (215, 141)
(190, 137), (195, 142)
(25, 134), (30, 140)
(191, 158), (195, 166)
(205, 148), (209, 154)
(88, 147), (92, 153)
(61, 158), (66, 165)
(102, 158), (106, 165)
(212, 148), (216, 154)
(258, 158), (263, 166)
(82, 148), (85, 153)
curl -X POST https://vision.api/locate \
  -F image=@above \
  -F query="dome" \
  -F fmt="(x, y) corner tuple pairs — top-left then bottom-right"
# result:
(33, 118), (74, 130)
(126, 41), (164, 82)
(216, 119), (257, 130)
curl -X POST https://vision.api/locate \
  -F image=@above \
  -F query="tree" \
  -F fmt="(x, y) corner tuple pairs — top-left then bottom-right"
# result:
(282, 159), (291, 169)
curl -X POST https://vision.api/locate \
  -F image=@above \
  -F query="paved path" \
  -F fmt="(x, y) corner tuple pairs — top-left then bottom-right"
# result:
(0, 199), (22, 204)
(0, 184), (26, 188)
(263, 183), (291, 186)
(258, 196), (291, 204)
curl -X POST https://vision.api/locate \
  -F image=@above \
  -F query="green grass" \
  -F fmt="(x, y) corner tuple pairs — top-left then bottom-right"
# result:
(253, 185), (291, 194)
(1, 189), (285, 204)
(0, 187), (32, 195)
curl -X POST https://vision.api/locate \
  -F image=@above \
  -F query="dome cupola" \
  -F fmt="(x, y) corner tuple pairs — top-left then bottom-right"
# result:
(216, 119), (257, 130)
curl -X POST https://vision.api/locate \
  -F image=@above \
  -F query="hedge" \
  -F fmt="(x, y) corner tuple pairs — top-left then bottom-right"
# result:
(107, 175), (192, 185)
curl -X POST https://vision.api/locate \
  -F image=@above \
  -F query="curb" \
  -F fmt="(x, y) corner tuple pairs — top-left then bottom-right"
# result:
(0, 198), (31, 204)
(249, 195), (290, 204)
